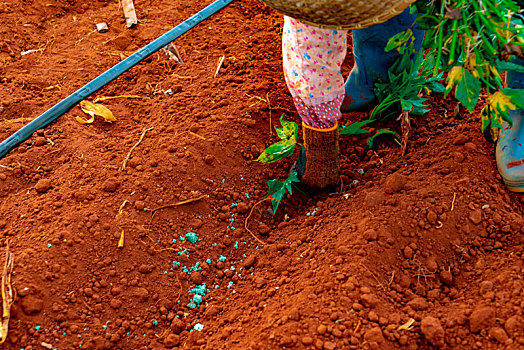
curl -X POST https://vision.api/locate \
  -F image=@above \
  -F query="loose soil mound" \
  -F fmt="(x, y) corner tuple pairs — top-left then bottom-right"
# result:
(0, 1), (523, 349)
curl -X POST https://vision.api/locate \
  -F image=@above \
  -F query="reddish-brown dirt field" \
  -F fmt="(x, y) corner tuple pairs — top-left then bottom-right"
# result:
(1, 1), (524, 349)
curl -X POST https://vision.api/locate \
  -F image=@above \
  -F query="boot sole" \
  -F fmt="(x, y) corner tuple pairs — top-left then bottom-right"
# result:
(502, 178), (524, 193)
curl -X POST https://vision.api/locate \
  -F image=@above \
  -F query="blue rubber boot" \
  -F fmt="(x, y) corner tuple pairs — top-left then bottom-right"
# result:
(341, 8), (424, 112)
(496, 57), (524, 192)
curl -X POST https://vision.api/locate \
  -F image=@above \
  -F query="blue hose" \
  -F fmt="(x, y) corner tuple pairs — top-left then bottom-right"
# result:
(0, 0), (235, 160)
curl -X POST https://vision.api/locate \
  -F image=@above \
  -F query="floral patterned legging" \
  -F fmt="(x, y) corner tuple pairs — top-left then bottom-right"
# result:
(283, 16), (348, 129)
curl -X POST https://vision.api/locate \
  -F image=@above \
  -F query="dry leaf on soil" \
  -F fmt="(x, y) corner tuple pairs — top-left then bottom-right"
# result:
(78, 100), (116, 123)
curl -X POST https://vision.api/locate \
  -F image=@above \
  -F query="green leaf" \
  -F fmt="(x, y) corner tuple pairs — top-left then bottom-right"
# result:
(256, 141), (296, 163)
(495, 59), (524, 73)
(274, 114), (298, 142)
(265, 172), (300, 215)
(454, 69), (481, 112)
(385, 29), (413, 52)
(480, 106), (491, 131)
(367, 129), (399, 149)
(339, 119), (375, 136)
(257, 114), (298, 163)
(401, 99), (414, 112)
(487, 90), (518, 129)
(502, 88), (524, 109)
(425, 81), (446, 93)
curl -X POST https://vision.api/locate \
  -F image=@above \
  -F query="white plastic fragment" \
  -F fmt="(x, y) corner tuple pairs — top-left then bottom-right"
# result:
(96, 22), (109, 33)
(122, 0), (138, 28)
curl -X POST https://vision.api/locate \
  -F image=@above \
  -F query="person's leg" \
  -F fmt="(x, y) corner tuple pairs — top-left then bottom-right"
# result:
(341, 7), (424, 112)
(283, 16), (348, 128)
(282, 16), (348, 188)
(495, 57), (524, 192)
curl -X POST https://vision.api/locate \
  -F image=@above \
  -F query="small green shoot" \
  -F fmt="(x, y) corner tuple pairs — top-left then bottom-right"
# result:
(367, 129), (400, 149)
(339, 119), (374, 136)
(265, 172), (300, 215)
(257, 114), (298, 163)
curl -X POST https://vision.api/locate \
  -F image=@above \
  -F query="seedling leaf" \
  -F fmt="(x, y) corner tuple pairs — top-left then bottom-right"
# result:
(339, 119), (374, 136)
(265, 172), (300, 215)
(367, 129), (399, 149)
(257, 115), (298, 163)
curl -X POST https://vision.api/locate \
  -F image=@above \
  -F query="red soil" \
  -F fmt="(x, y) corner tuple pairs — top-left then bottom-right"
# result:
(0, 1), (523, 349)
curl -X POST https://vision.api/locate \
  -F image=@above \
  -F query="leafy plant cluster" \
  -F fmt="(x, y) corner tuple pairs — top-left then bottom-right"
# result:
(405, 0), (524, 137)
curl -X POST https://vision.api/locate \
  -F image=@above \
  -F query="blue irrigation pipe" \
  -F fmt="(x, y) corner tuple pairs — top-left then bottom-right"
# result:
(0, 0), (235, 160)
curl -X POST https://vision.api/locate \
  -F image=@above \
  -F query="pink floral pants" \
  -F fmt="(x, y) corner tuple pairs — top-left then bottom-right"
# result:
(282, 16), (348, 129)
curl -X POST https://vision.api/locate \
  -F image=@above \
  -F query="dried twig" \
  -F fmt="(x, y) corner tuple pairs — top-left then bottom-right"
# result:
(244, 198), (271, 246)
(0, 242), (14, 344)
(118, 200), (129, 215)
(451, 192), (456, 211)
(266, 92), (272, 135)
(150, 195), (208, 214)
(171, 74), (197, 81)
(214, 55), (225, 78)
(399, 111), (411, 156)
(120, 127), (153, 171)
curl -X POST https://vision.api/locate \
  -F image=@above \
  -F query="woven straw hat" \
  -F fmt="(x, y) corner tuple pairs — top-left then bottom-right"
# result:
(260, 0), (415, 29)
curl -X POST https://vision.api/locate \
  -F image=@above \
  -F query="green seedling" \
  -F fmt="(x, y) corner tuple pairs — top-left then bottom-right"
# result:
(265, 171), (300, 215)
(339, 119), (374, 136)
(257, 114), (298, 164)
(367, 129), (400, 149)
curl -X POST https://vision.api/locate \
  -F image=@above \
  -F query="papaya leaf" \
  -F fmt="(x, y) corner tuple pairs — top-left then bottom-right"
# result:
(425, 80), (446, 93)
(274, 115), (298, 142)
(339, 119), (374, 136)
(256, 141), (296, 163)
(257, 114), (298, 163)
(367, 129), (400, 149)
(265, 172), (300, 215)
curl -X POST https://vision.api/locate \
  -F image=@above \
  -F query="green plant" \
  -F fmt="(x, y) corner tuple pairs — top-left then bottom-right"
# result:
(340, 38), (444, 151)
(257, 115), (302, 215)
(264, 172), (300, 214)
(257, 114), (298, 163)
(400, 0), (524, 139)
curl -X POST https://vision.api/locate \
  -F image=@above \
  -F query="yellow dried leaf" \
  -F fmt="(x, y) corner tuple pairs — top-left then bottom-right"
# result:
(488, 91), (516, 113)
(80, 100), (116, 122)
(75, 116), (95, 124)
(445, 66), (464, 94)
(398, 318), (415, 331)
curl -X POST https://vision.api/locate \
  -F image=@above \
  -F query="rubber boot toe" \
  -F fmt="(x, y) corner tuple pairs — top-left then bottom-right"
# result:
(496, 110), (524, 192)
